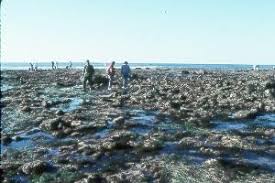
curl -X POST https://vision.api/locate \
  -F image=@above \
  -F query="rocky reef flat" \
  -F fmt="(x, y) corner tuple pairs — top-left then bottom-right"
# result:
(1, 68), (275, 182)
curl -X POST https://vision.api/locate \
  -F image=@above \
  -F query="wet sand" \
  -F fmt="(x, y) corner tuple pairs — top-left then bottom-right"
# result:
(1, 68), (275, 182)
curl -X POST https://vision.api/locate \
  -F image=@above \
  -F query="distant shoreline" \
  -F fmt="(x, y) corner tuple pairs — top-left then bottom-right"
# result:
(2, 62), (275, 71)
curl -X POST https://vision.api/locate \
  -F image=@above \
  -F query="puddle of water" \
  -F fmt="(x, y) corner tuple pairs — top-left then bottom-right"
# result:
(242, 151), (275, 171)
(1, 84), (14, 92)
(94, 128), (112, 139)
(61, 98), (83, 112)
(160, 142), (209, 165)
(222, 151), (275, 172)
(211, 121), (248, 132)
(10, 175), (30, 183)
(211, 114), (275, 132)
(2, 129), (55, 152)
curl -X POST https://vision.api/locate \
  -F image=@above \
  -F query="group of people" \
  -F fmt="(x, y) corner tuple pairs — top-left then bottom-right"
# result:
(83, 60), (131, 92)
(29, 62), (38, 71)
(51, 61), (72, 70)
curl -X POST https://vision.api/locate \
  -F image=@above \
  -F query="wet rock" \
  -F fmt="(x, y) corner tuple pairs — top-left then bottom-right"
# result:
(140, 137), (163, 152)
(21, 161), (52, 175)
(93, 74), (109, 86)
(264, 89), (275, 98)
(111, 131), (136, 149)
(112, 99), (123, 107)
(113, 116), (125, 126)
(56, 110), (65, 115)
(14, 135), (24, 141)
(2, 134), (12, 145)
(220, 135), (243, 148)
(78, 173), (107, 183)
(40, 118), (63, 131)
(178, 137), (201, 148)
(232, 109), (258, 119)
(169, 100), (182, 109)
(41, 100), (53, 108)
(264, 129), (275, 136)
(264, 80), (275, 89)
(21, 106), (31, 112)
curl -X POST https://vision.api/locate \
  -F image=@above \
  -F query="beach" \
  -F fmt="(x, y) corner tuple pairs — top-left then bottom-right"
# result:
(1, 68), (275, 182)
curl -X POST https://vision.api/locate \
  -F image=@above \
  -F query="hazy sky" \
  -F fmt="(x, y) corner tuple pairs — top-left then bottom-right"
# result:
(1, 0), (275, 64)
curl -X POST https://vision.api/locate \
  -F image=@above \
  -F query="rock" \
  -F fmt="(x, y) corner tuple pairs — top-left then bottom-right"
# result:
(2, 135), (12, 145)
(203, 158), (220, 167)
(112, 99), (123, 107)
(232, 109), (258, 119)
(93, 75), (109, 86)
(14, 136), (24, 141)
(169, 100), (182, 109)
(178, 137), (201, 148)
(113, 116), (125, 126)
(21, 106), (31, 112)
(264, 129), (275, 136)
(265, 80), (275, 89)
(56, 110), (64, 115)
(140, 137), (163, 152)
(40, 118), (63, 131)
(41, 100), (53, 108)
(22, 161), (52, 175)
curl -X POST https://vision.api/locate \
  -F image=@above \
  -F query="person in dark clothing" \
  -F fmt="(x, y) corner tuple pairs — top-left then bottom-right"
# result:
(51, 61), (56, 70)
(83, 60), (95, 92)
(121, 61), (131, 89)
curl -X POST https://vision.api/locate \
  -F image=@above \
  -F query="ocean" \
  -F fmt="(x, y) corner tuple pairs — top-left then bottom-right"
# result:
(1, 62), (274, 71)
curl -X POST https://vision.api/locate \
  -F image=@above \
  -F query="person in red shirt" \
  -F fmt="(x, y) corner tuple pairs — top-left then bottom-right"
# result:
(107, 61), (115, 90)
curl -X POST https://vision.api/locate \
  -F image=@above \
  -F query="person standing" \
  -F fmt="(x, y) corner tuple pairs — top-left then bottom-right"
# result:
(69, 61), (73, 69)
(29, 62), (34, 71)
(121, 61), (131, 89)
(83, 60), (95, 92)
(107, 61), (116, 90)
(51, 61), (56, 70)
(55, 61), (59, 69)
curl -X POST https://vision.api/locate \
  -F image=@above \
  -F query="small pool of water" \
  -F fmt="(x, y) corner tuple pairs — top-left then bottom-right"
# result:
(1, 84), (14, 92)
(211, 114), (275, 132)
(61, 98), (83, 112)
(222, 151), (275, 172)
(1, 129), (55, 152)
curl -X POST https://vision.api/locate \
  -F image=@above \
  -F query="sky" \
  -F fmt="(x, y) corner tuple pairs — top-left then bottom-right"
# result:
(1, 0), (275, 64)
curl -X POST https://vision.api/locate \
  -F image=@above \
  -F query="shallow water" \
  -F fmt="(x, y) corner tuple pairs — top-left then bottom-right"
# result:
(61, 97), (83, 112)
(211, 114), (275, 132)
(1, 83), (14, 92)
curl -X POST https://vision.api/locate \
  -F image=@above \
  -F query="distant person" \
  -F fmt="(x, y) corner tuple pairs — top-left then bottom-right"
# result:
(66, 61), (72, 69)
(121, 61), (131, 89)
(107, 61), (116, 90)
(253, 65), (259, 71)
(83, 60), (95, 92)
(51, 61), (56, 70)
(55, 61), (59, 69)
(34, 63), (38, 71)
(29, 62), (34, 71)
(69, 61), (72, 68)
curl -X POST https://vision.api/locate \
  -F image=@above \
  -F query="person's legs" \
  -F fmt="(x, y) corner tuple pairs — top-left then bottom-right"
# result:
(108, 75), (113, 90)
(122, 76), (128, 88)
(88, 76), (93, 91)
(83, 76), (87, 91)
